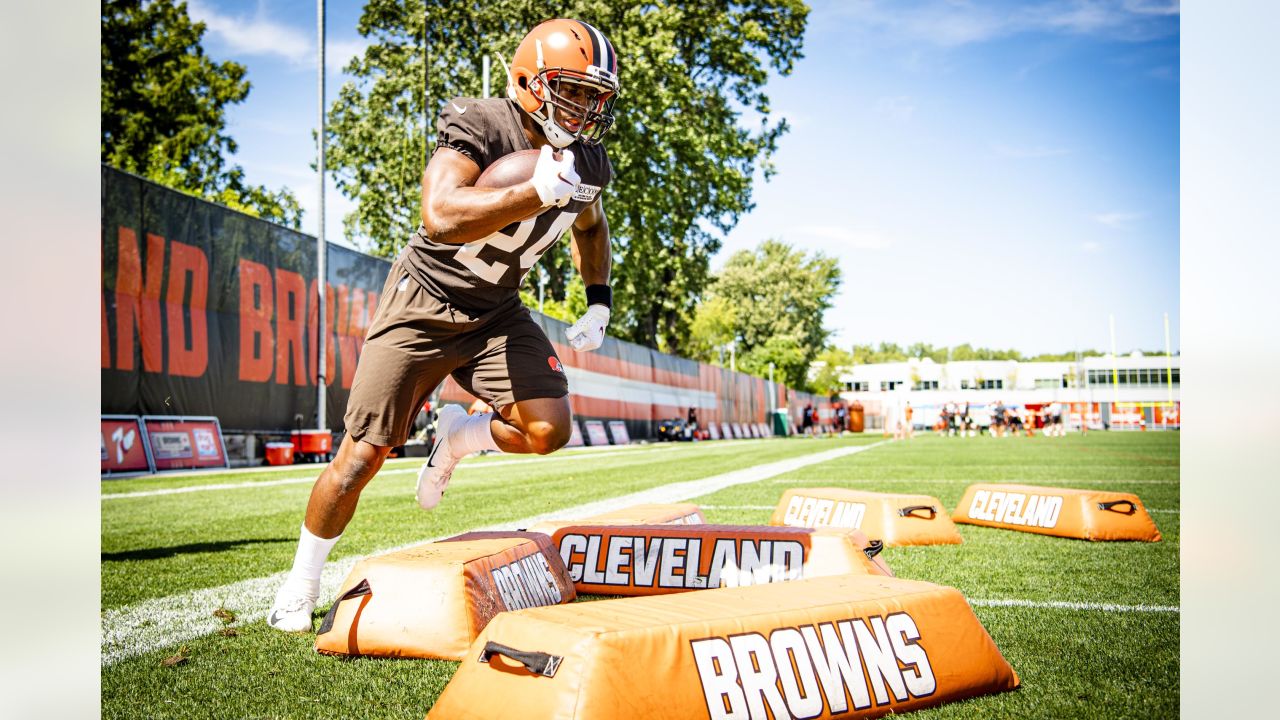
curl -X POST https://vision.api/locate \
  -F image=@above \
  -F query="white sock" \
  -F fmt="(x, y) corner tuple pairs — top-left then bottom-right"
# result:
(451, 411), (501, 456)
(282, 524), (341, 600)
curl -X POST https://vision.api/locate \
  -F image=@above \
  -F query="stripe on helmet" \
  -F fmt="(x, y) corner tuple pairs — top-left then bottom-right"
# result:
(578, 20), (614, 76)
(577, 20), (601, 68)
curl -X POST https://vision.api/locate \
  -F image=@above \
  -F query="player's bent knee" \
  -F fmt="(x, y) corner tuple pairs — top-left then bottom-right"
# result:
(526, 422), (571, 455)
(329, 440), (389, 493)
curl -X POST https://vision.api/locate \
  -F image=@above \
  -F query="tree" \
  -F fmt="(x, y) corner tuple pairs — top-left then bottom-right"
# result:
(809, 346), (854, 396)
(324, 0), (808, 350)
(848, 341), (1111, 364)
(693, 239), (841, 388)
(101, 0), (302, 227)
(851, 342), (908, 364)
(685, 295), (739, 363)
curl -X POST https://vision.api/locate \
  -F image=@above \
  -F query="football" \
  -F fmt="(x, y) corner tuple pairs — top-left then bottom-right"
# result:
(474, 148), (545, 188)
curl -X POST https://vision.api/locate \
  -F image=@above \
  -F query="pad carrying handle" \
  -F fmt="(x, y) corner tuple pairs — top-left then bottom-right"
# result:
(863, 539), (885, 560)
(899, 504), (937, 519)
(316, 578), (372, 635)
(1097, 500), (1137, 514)
(479, 641), (563, 677)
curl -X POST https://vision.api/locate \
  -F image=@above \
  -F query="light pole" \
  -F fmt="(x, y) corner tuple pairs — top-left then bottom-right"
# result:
(315, 0), (327, 430)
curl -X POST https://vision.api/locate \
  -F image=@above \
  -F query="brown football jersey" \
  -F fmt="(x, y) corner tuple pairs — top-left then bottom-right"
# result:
(401, 97), (613, 313)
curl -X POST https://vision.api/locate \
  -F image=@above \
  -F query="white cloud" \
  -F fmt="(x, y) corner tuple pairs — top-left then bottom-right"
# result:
(188, 0), (311, 64)
(1093, 211), (1144, 228)
(874, 96), (916, 122)
(1082, 240), (1102, 252)
(772, 109), (808, 130)
(991, 142), (1072, 158)
(792, 225), (894, 251)
(819, 1), (1179, 48)
(1122, 0), (1180, 16)
(326, 38), (370, 73)
(188, 0), (366, 72)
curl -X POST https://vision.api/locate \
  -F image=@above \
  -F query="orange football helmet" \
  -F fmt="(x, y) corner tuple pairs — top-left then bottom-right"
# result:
(508, 19), (620, 148)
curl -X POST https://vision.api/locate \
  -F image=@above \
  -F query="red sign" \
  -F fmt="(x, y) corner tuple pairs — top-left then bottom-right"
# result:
(1154, 402), (1180, 427)
(1110, 404), (1145, 429)
(566, 421), (585, 447)
(583, 420), (611, 446)
(143, 416), (229, 471)
(1067, 402), (1101, 430)
(102, 416), (152, 475)
(607, 420), (632, 445)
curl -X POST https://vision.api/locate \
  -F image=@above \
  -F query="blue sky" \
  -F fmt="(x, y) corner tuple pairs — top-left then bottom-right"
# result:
(188, 0), (1179, 356)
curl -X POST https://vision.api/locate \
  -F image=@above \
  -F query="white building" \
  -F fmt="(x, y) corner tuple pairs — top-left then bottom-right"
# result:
(838, 353), (1180, 431)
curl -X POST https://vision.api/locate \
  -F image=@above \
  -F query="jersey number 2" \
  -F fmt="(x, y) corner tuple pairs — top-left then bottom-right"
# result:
(453, 212), (578, 285)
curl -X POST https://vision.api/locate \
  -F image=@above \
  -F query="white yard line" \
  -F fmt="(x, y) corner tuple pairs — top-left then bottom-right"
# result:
(771, 478), (1180, 485)
(703, 503), (1179, 517)
(970, 598), (1179, 613)
(112, 441), (656, 480)
(101, 441), (884, 665)
(103, 443), (740, 500)
(103, 475), (332, 498)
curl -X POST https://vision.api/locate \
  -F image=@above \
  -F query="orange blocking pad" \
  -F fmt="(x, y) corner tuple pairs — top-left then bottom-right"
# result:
(549, 524), (891, 596)
(525, 502), (705, 536)
(315, 533), (576, 661)
(427, 574), (1018, 719)
(953, 483), (1162, 541)
(772, 488), (964, 546)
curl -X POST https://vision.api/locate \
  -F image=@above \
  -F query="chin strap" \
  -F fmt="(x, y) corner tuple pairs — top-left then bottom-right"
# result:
(537, 107), (577, 148)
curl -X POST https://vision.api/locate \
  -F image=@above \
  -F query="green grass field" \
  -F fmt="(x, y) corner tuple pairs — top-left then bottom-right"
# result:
(101, 432), (1178, 719)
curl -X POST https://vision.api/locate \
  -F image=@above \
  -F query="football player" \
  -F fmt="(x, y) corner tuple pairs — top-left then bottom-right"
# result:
(268, 18), (621, 632)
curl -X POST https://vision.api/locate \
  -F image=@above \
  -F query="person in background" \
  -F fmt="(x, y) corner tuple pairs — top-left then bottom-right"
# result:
(1047, 401), (1064, 437)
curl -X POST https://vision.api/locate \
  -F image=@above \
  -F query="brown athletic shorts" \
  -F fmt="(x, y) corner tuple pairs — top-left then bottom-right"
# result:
(343, 257), (569, 447)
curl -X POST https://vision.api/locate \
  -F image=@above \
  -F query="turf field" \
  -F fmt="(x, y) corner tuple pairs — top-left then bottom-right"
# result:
(101, 432), (1178, 719)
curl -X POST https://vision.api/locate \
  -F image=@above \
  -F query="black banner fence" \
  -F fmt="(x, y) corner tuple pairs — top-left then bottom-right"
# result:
(101, 166), (388, 432)
(102, 166), (818, 442)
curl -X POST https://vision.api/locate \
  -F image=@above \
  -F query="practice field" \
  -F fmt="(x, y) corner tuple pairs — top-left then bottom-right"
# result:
(101, 432), (1178, 719)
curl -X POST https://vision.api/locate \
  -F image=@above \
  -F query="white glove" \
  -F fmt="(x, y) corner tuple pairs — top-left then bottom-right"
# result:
(530, 145), (579, 207)
(566, 304), (610, 352)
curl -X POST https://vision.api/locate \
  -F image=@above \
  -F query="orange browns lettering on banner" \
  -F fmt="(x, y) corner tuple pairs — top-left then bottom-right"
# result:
(306, 278), (337, 384)
(273, 267), (308, 387)
(164, 241), (210, 377)
(100, 292), (111, 368)
(236, 258), (274, 383)
(427, 574), (1019, 719)
(336, 287), (370, 389)
(113, 227), (164, 372)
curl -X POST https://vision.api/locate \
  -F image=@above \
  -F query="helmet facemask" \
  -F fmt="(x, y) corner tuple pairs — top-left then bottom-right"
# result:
(524, 70), (617, 148)
(505, 19), (621, 148)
